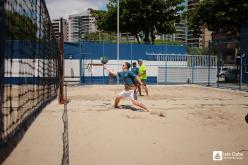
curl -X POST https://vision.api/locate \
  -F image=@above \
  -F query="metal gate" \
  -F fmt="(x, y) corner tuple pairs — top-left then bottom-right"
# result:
(147, 53), (217, 84)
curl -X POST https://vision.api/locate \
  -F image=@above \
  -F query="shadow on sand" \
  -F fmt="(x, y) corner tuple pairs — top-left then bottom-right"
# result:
(0, 96), (56, 164)
(119, 105), (144, 112)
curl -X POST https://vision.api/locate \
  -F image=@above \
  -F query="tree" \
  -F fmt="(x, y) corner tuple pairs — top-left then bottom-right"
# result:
(188, 0), (248, 37)
(5, 11), (37, 40)
(84, 32), (116, 41)
(90, 0), (184, 44)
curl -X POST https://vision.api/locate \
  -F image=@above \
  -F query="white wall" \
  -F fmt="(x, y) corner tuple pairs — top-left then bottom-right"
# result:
(64, 59), (189, 80)
(5, 59), (57, 78)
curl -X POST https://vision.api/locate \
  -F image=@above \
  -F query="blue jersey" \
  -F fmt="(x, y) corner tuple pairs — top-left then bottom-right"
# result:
(131, 67), (139, 76)
(118, 71), (137, 86)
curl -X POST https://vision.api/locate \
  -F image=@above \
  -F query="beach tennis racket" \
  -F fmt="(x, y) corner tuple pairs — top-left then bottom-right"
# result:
(100, 56), (109, 64)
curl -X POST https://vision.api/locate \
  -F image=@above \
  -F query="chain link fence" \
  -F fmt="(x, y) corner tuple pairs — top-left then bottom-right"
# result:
(210, 39), (248, 91)
(64, 39), (247, 91)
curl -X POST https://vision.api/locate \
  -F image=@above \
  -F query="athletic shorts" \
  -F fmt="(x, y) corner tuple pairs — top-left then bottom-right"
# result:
(141, 79), (147, 86)
(119, 90), (137, 100)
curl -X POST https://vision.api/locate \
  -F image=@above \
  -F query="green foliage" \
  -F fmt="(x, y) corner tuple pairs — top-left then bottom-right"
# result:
(84, 33), (183, 45)
(84, 32), (116, 41)
(187, 47), (209, 55)
(90, 0), (184, 44)
(5, 11), (37, 40)
(154, 39), (182, 45)
(188, 0), (248, 36)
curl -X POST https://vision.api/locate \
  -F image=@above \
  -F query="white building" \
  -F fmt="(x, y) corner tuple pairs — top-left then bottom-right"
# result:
(68, 11), (97, 42)
(52, 18), (68, 42)
(161, 0), (211, 48)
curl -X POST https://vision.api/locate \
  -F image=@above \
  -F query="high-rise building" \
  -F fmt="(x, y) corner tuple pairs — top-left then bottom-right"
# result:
(175, 19), (187, 44)
(161, 19), (187, 44)
(68, 11), (97, 42)
(187, 0), (212, 47)
(52, 18), (68, 42)
(160, 0), (187, 44)
(187, 0), (200, 47)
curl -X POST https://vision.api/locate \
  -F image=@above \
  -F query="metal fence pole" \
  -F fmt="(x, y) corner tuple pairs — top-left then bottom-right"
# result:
(81, 41), (85, 84)
(217, 55), (220, 88)
(80, 40), (82, 84)
(216, 42), (220, 88)
(192, 47), (195, 84)
(117, 0), (120, 84)
(240, 54), (245, 90)
(102, 41), (105, 84)
(103, 67), (105, 84)
(130, 43), (133, 66)
(165, 56), (168, 83)
(208, 41), (211, 86)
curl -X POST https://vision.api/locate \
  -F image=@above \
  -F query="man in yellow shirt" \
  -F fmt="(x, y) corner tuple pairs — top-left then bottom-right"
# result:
(138, 59), (148, 96)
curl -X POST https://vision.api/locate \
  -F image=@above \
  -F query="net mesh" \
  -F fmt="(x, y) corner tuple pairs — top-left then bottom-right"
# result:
(0, 0), (59, 141)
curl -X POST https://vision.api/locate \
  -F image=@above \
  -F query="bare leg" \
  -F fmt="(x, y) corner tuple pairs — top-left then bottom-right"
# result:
(114, 96), (122, 108)
(141, 80), (148, 95)
(137, 84), (143, 96)
(132, 100), (150, 112)
(143, 85), (149, 95)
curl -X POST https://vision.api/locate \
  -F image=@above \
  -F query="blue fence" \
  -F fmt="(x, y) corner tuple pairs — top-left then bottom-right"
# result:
(5, 40), (57, 59)
(64, 41), (248, 89)
(64, 42), (187, 84)
(64, 41), (187, 60)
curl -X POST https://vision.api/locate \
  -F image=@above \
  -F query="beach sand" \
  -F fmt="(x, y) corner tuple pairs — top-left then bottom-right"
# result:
(3, 85), (248, 165)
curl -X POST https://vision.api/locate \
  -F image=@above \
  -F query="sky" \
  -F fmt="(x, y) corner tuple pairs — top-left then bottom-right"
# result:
(46, 0), (108, 20)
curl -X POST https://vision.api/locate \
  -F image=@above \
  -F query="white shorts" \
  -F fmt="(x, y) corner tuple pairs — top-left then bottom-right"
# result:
(119, 90), (137, 100)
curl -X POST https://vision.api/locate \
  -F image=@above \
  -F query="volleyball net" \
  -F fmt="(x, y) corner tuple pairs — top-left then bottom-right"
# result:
(0, 0), (59, 143)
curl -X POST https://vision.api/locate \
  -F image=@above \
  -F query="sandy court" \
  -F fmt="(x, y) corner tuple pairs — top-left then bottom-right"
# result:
(3, 85), (248, 165)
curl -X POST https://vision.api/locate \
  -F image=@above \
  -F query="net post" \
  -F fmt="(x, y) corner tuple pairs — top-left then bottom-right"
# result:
(61, 82), (69, 165)
(59, 17), (65, 104)
(0, 0), (5, 139)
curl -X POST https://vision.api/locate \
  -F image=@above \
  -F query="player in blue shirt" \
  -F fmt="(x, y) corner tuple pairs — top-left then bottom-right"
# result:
(104, 62), (149, 112)
(131, 62), (141, 96)
(131, 62), (139, 76)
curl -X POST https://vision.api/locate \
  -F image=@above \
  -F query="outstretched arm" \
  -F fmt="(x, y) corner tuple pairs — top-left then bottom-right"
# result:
(136, 76), (145, 89)
(104, 65), (117, 77)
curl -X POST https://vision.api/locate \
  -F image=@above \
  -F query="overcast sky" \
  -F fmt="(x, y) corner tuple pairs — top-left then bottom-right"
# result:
(46, 0), (108, 20)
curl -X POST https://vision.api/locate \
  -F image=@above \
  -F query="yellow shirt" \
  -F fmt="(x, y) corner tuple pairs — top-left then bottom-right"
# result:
(139, 64), (147, 80)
